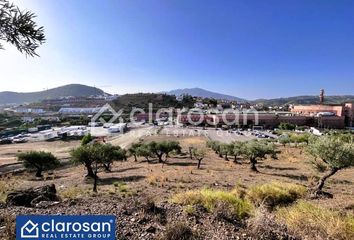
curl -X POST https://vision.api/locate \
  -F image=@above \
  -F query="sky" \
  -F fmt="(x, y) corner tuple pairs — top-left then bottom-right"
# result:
(0, 0), (354, 100)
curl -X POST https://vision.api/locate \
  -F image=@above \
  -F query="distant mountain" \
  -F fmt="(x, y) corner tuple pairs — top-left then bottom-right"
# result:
(163, 88), (246, 102)
(252, 95), (354, 106)
(0, 84), (106, 105)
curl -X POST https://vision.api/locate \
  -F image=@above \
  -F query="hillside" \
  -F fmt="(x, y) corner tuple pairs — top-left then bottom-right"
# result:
(164, 88), (246, 102)
(112, 93), (194, 113)
(252, 95), (354, 106)
(0, 84), (105, 104)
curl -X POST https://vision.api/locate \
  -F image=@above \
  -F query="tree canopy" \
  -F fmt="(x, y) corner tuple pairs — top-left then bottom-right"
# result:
(308, 135), (354, 194)
(17, 151), (59, 177)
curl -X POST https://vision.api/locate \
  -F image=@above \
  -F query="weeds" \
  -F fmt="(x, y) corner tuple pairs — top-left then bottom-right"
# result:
(171, 188), (253, 220)
(59, 186), (90, 199)
(147, 174), (168, 186)
(246, 182), (306, 208)
(277, 200), (354, 240)
(183, 205), (197, 216)
(0, 177), (20, 204)
(160, 222), (197, 240)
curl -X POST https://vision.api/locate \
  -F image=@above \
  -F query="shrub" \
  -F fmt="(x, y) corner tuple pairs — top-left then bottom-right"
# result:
(171, 188), (253, 220)
(279, 122), (296, 131)
(277, 201), (354, 240)
(59, 186), (89, 199)
(183, 205), (197, 216)
(246, 182), (306, 208)
(114, 181), (128, 193)
(81, 133), (93, 145)
(248, 207), (299, 240)
(161, 222), (197, 240)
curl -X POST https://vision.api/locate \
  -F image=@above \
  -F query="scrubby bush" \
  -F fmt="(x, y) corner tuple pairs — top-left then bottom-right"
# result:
(246, 182), (306, 208)
(17, 151), (60, 177)
(172, 188), (253, 220)
(278, 134), (291, 147)
(279, 122), (296, 131)
(277, 201), (354, 240)
(161, 222), (196, 240)
(81, 133), (93, 145)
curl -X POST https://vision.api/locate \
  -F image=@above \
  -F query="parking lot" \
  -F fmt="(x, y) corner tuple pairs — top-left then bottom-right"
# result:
(160, 125), (278, 143)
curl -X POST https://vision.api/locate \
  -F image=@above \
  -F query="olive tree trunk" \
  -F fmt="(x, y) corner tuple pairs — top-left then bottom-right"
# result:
(85, 163), (95, 178)
(250, 157), (258, 172)
(315, 168), (338, 192)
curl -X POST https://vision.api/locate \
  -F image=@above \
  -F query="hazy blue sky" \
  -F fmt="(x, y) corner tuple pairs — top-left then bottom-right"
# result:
(1, 0), (354, 99)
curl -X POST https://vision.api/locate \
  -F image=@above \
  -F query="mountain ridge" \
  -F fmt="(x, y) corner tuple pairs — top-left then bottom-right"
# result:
(0, 84), (105, 105)
(251, 95), (354, 105)
(163, 87), (246, 102)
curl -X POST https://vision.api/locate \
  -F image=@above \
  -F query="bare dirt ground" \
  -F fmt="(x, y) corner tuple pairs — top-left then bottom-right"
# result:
(0, 134), (353, 239)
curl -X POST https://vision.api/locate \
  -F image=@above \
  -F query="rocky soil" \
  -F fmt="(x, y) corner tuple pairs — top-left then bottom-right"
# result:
(0, 194), (299, 240)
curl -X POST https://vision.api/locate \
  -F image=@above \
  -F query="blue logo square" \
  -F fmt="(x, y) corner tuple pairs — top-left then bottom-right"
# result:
(16, 215), (115, 240)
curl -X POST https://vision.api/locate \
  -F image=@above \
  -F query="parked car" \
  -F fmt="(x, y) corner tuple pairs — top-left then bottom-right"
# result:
(0, 138), (12, 144)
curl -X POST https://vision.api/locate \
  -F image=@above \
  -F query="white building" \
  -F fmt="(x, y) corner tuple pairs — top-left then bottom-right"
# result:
(58, 107), (101, 114)
(15, 108), (45, 114)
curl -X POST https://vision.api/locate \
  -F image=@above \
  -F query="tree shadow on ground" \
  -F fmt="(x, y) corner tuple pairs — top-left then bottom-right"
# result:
(262, 172), (308, 181)
(165, 161), (196, 167)
(109, 167), (141, 173)
(99, 175), (146, 185)
(259, 165), (298, 171)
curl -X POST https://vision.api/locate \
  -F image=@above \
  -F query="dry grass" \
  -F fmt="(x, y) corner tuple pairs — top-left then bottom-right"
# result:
(160, 222), (197, 240)
(59, 185), (90, 200)
(277, 200), (354, 240)
(147, 174), (169, 186)
(246, 182), (307, 209)
(171, 188), (253, 220)
(0, 176), (20, 204)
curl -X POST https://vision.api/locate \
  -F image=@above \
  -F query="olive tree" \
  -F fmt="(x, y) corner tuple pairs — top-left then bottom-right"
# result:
(0, 0), (45, 56)
(229, 141), (245, 164)
(242, 141), (277, 172)
(99, 144), (127, 172)
(148, 141), (181, 163)
(128, 143), (142, 161)
(192, 147), (206, 169)
(70, 144), (97, 178)
(71, 143), (127, 192)
(206, 140), (222, 157)
(219, 143), (232, 161)
(17, 151), (59, 177)
(136, 143), (153, 163)
(308, 136), (354, 194)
